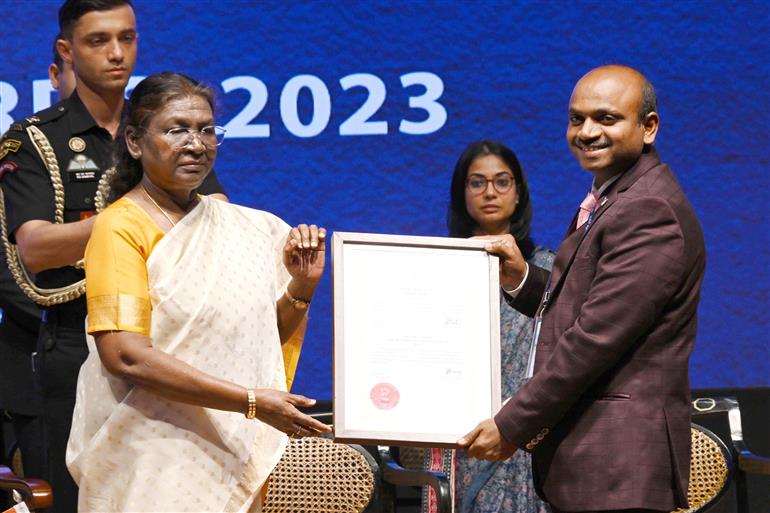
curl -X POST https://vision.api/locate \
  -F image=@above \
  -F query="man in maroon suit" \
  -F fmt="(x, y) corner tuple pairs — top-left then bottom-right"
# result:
(458, 65), (706, 513)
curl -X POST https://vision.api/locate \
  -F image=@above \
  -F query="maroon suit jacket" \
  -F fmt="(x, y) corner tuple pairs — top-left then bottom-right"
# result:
(494, 149), (705, 511)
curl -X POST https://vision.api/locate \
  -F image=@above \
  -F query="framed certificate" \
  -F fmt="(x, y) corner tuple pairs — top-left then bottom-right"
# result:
(332, 232), (501, 447)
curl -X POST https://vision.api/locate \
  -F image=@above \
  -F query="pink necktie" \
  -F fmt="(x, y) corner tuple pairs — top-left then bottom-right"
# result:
(576, 191), (598, 229)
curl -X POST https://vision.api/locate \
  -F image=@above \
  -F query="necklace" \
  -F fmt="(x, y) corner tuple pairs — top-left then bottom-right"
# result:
(141, 185), (177, 227)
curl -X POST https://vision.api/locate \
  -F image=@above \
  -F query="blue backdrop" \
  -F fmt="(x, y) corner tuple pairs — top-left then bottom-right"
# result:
(2, 0), (768, 397)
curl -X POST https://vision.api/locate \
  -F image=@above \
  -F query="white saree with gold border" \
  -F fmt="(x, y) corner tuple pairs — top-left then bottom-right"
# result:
(67, 197), (301, 512)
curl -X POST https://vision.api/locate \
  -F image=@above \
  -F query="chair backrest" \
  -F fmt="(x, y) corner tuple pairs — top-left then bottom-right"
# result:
(671, 424), (733, 513)
(0, 465), (52, 513)
(690, 395), (770, 513)
(263, 437), (378, 513)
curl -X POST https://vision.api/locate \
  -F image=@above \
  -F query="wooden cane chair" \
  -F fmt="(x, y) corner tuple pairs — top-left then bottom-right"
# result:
(263, 436), (377, 513)
(671, 424), (732, 513)
(263, 437), (451, 513)
(671, 397), (770, 513)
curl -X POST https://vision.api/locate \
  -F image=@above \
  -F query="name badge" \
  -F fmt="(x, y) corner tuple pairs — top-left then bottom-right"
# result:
(69, 170), (101, 182)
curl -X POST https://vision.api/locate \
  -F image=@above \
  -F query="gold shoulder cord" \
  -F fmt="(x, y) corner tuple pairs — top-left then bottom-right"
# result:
(0, 125), (111, 306)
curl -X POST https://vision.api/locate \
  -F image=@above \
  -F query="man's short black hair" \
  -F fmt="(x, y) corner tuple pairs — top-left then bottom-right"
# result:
(58, 0), (133, 39)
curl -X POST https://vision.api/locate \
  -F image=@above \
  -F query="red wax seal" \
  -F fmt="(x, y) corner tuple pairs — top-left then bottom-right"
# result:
(370, 382), (399, 410)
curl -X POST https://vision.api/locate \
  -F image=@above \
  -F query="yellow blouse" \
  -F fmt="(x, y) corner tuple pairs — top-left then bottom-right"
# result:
(85, 196), (164, 336)
(84, 196), (304, 391)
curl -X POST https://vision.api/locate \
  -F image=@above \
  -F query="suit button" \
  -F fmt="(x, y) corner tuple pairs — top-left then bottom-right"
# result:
(536, 433), (545, 441)
(526, 442), (534, 450)
(542, 428), (550, 435)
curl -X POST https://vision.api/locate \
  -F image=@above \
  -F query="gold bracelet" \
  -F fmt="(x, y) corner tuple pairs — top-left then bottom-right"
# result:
(246, 388), (257, 419)
(284, 288), (310, 310)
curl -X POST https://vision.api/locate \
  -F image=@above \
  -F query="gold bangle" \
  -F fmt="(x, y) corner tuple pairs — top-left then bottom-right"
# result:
(284, 288), (310, 310)
(246, 388), (257, 419)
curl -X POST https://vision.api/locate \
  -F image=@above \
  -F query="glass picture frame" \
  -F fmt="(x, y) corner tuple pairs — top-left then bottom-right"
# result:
(332, 232), (501, 446)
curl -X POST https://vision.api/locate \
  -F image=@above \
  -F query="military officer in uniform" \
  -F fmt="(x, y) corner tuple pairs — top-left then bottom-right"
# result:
(0, 1), (226, 510)
(0, 31), (76, 505)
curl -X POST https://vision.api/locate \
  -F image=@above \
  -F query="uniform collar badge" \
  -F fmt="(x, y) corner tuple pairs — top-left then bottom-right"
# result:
(68, 137), (86, 153)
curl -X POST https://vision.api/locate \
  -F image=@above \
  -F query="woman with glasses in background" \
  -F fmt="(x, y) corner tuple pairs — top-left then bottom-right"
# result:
(424, 140), (554, 513)
(66, 72), (330, 512)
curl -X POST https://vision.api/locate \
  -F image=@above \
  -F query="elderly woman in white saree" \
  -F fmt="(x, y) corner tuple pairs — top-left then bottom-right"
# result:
(65, 72), (330, 513)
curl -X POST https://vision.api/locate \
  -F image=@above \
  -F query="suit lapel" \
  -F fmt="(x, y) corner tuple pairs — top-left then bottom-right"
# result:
(548, 214), (592, 296)
(547, 149), (662, 298)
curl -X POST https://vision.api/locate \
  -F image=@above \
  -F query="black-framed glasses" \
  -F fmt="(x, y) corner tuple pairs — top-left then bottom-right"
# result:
(465, 173), (515, 195)
(155, 126), (226, 149)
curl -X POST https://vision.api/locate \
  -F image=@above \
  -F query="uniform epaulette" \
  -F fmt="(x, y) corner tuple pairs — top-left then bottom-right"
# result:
(1, 123), (25, 141)
(4, 105), (66, 138)
(1, 101), (65, 157)
(21, 101), (68, 128)
(0, 102), (68, 143)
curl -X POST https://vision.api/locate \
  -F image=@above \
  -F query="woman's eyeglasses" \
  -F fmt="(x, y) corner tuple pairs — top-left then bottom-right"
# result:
(465, 173), (515, 195)
(155, 126), (227, 149)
